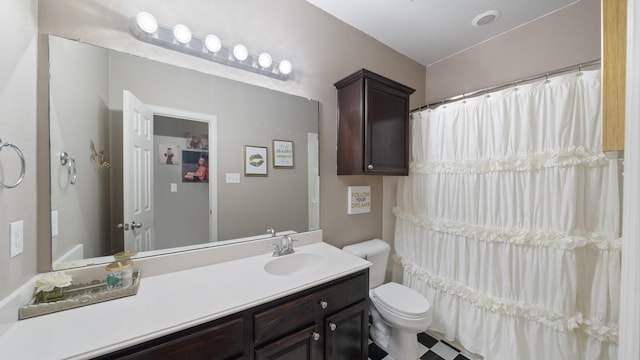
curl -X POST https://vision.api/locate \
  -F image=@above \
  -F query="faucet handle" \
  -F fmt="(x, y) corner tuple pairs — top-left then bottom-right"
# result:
(269, 243), (281, 256)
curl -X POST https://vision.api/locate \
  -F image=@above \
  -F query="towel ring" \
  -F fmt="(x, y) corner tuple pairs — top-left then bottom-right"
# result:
(60, 151), (77, 185)
(0, 138), (26, 189)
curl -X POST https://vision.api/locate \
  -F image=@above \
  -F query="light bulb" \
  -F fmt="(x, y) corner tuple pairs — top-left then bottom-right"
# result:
(173, 24), (192, 44)
(279, 60), (293, 75)
(233, 44), (248, 61)
(136, 12), (158, 34)
(205, 35), (222, 53)
(258, 53), (273, 68)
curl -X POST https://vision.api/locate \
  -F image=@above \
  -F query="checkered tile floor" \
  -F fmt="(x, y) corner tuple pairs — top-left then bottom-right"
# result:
(368, 332), (472, 360)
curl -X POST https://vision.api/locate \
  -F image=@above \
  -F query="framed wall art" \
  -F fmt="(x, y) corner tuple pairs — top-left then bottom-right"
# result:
(182, 151), (209, 183)
(244, 145), (268, 176)
(158, 144), (180, 165)
(272, 139), (294, 168)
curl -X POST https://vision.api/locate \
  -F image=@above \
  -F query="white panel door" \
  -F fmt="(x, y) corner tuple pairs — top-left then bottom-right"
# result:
(123, 90), (154, 252)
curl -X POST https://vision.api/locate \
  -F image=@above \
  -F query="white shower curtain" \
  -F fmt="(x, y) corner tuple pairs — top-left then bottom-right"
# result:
(394, 69), (620, 360)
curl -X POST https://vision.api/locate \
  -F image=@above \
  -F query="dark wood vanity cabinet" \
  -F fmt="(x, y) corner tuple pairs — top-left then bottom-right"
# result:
(94, 270), (369, 360)
(93, 316), (245, 360)
(335, 69), (415, 176)
(253, 270), (369, 360)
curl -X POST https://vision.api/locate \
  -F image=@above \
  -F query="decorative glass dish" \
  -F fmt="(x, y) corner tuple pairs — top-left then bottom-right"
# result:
(19, 270), (141, 320)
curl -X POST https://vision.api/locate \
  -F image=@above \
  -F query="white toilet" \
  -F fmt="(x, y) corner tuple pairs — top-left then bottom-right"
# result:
(343, 239), (432, 360)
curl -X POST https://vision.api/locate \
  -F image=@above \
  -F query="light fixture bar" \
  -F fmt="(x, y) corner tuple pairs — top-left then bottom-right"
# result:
(129, 16), (292, 81)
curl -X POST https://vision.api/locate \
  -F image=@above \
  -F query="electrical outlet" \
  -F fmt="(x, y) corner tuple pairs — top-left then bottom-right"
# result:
(10, 220), (24, 258)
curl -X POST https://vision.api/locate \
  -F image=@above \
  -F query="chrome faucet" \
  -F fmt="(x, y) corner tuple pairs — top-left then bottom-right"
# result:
(270, 234), (297, 256)
(266, 227), (276, 237)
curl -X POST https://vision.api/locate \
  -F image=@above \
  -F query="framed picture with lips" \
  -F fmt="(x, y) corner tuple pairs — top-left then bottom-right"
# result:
(244, 145), (268, 176)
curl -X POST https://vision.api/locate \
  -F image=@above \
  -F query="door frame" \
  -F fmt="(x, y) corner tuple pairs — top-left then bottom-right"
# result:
(148, 105), (218, 243)
(619, 0), (640, 357)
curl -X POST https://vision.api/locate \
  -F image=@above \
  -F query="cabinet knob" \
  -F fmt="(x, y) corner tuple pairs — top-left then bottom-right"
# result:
(329, 323), (337, 331)
(312, 332), (321, 341)
(319, 300), (328, 309)
(367, 164), (374, 170)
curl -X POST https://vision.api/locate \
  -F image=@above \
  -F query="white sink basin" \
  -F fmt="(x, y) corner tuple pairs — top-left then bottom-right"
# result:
(263, 252), (327, 276)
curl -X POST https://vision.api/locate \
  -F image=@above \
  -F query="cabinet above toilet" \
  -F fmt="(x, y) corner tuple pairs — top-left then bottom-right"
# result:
(335, 69), (415, 176)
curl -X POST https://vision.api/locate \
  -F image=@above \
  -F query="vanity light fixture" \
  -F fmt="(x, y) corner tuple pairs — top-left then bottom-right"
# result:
(279, 60), (293, 75)
(173, 24), (192, 44)
(205, 34), (222, 53)
(129, 12), (293, 81)
(233, 44), (249, 61)
(136, 12), (158, 34)
(258, 52), (272, 68)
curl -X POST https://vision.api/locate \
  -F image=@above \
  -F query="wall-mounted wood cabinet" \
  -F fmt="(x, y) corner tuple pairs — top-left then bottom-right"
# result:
(335, 69), (415, 175)
(602, 0), (627, 151)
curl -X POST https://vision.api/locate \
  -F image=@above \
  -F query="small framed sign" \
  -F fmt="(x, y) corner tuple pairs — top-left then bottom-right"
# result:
(348, 186), (371, 215)
(273, 139), (294, 168)
(244, 145), (268, 176)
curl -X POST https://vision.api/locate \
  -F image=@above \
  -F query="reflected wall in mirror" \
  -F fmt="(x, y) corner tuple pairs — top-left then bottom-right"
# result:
(49, 35), (320, 269)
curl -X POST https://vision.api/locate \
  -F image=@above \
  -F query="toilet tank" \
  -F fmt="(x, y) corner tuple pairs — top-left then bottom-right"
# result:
(343, 239), (390, 289)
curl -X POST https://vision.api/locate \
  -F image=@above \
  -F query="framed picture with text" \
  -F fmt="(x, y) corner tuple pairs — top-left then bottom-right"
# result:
(272, 140), (294, 168)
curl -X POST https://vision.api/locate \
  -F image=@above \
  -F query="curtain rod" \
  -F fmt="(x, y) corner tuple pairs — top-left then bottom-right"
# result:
(412, 58), (601, 112)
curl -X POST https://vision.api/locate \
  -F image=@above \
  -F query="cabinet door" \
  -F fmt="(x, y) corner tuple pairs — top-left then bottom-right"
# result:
(254, 324), (321, 360)
(254, 272), (368, 345)
(98, 317), (244, 360)
(365, 79), (410, 175)
(324, 300), (369, 360)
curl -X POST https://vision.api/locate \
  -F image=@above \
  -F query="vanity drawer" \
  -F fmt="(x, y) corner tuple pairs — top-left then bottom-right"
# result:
(96, 316), (244, 360)
(253, 272), (368, 345)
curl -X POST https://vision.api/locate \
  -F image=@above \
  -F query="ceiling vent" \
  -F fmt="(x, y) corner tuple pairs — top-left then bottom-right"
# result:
(472, 10), (501, 26)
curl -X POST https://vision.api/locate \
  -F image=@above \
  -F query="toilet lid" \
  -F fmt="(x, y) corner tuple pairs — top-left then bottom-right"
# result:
(372, 282), (430, 318)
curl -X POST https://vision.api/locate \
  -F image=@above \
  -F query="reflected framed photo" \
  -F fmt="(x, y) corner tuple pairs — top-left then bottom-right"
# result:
(182, 151), (209, 183)
(273, 140), (294, 168)
(158, 144), (180, 166)
(244, 145), (268, 176)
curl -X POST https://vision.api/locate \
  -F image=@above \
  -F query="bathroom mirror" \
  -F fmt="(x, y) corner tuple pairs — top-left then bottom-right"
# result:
(48, 35), (320, 269)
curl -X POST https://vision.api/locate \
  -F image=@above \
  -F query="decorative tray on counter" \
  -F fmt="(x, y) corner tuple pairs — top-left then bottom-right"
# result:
(18, 270), (141, 320)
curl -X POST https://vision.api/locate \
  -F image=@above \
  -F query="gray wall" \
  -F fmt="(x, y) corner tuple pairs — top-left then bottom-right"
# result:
(0, 0), (38, 300)
(49, 35), (110, 261)
(0, 0), (601, 300)
(382, 0), (602, 247)
(154, 117), (210, 250)
(424, 0), (601, 103)
(36, 1), (427, 270)
(106, 50), (317, 241)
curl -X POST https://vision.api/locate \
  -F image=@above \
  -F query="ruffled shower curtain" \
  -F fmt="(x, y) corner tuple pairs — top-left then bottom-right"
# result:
(394, 70), (620, 360)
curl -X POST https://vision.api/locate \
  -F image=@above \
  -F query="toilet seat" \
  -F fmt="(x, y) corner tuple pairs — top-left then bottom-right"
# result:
(371, 282), (430, 319)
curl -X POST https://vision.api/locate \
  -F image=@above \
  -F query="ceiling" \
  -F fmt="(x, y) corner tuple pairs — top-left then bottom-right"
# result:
(305, 0), (580, 66)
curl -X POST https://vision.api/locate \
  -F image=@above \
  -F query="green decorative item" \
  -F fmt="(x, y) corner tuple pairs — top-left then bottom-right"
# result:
(33, 272), (73, 304)
(36, 287), (67, 303)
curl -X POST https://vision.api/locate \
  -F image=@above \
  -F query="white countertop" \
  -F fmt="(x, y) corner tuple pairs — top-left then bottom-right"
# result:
(0, 242), (370, 359)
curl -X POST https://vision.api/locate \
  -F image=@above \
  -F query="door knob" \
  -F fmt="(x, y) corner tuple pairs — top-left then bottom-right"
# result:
(116, 223), (130, 230)
(367, 164), (374, 170)
(329, 323), (337, 331)
(131, 222), (142, 229)
(312, 332), (320, 341)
